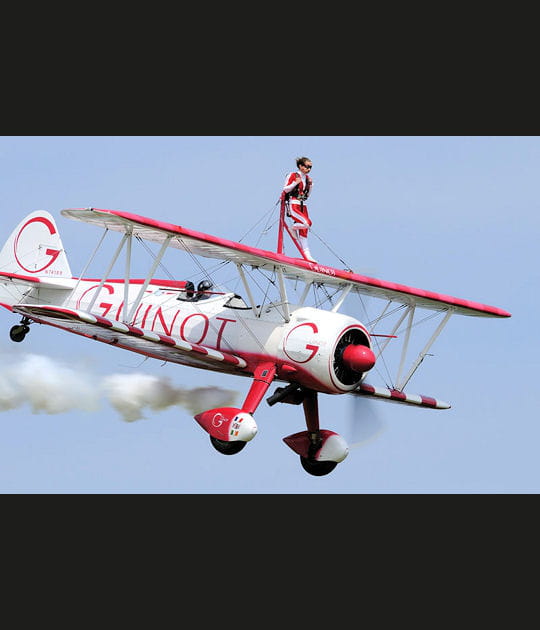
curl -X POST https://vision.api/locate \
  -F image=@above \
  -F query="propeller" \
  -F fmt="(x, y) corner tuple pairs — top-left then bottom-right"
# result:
(346, 392), (386, 451)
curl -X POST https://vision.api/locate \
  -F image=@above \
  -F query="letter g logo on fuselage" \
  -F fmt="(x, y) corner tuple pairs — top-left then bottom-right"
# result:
(14, 216), (61, 273)
(283, 322), (320, 363)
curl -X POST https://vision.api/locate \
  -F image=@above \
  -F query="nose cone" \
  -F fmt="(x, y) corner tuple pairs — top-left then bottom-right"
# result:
(342, 345), (376, 373)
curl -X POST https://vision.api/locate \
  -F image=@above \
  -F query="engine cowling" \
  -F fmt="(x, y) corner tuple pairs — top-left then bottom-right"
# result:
(194, 407), (258, 442)
(278, 307), (375, 393)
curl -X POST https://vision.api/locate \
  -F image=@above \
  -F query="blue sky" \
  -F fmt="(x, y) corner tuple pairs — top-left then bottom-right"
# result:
(0, 135), (537, 493)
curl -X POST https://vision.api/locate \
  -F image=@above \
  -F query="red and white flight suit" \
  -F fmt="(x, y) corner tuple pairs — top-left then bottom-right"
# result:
(283, 170), (315, 261)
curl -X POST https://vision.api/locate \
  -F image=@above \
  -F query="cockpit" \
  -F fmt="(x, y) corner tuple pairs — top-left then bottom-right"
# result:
(175, 281), (253, 310)
(176, 280), (216, 302)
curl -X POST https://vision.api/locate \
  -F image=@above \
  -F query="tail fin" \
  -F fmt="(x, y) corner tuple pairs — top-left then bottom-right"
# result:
(0, 210), (72, 279)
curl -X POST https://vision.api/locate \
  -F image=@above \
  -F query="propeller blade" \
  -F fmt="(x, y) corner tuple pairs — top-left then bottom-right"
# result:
(346, 395), (386, 450)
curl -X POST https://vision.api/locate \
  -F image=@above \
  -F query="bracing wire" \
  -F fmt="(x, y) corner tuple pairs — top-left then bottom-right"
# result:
(172, 235), (270, 356)
(131, 210), (276, 357)
(310, 227), (354, 271)
(135, 236), (175, 280)
(136, 235), (231, 289)
(236, 199), (280, 248)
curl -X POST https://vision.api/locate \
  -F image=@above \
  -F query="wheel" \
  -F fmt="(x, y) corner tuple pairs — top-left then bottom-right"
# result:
(300, 456), (338, 477)
(210, 436), (247, 455)
(9, 324), (29, 343)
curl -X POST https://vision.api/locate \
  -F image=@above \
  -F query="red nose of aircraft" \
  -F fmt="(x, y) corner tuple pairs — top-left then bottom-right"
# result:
(342, 345), (376, 373)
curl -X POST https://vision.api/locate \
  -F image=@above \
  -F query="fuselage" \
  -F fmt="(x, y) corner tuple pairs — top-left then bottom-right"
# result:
(2, 276), (373, 395)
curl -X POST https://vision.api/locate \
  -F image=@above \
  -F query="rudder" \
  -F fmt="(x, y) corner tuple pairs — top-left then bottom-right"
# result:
(0, 210), (72, 279)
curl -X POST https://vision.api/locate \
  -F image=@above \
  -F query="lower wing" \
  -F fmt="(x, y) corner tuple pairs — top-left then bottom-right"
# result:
(351, 382), (451, 409)
(12, 304), (248, 373)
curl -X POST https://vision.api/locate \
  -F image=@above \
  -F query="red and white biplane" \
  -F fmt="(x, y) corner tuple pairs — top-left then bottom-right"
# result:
(0, 199), (511, 476)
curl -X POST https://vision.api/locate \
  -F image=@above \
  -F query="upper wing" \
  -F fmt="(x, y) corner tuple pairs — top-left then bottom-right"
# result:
(12, 304), (248, 372)
(61, 207), (511, 319)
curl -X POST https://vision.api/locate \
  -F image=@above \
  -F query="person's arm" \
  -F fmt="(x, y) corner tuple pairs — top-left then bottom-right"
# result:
(283, 171), (301, 193)
(304, 175), (313, 198)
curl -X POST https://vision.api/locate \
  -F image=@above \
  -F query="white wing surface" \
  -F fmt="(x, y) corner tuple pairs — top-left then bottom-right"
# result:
(61, 208), (511, 319)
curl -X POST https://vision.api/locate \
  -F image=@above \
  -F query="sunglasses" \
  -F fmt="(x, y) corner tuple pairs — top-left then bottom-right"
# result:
(302, 165), (312, 170)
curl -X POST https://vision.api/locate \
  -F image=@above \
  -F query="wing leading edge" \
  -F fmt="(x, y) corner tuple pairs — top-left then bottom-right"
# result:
(12, 304), (248, 372)
(61, 207), (511, 319)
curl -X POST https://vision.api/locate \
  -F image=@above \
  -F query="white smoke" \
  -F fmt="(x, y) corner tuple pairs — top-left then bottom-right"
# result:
(103, 373), (239, 422)
(0, 352), (239, 422)
(0, 353), (99, 414)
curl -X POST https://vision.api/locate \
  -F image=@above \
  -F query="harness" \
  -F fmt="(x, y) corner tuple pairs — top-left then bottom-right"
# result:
(284, 174), (312, 203)
(284, 174), (311, 221)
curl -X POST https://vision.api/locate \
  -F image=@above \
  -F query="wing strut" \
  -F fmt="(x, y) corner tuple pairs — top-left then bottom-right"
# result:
(331, 283), (352, 312)
(276, 266), (290, 322)
(396, 309), (453, 391)
(88, 232), (129, 312)
(369, 300), (392, 333)
(122, 228), (133, 322)
(373, 304), (410, 359)
(127, 234), (173, 323)
(396, 305), (416, 389)
(298, 281), (313, 307)
(236, 264), (260, 317)
(68, 228), (109, 302)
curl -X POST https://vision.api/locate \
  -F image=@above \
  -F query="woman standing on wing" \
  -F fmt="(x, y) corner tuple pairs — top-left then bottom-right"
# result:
(283, 156), (316, 262)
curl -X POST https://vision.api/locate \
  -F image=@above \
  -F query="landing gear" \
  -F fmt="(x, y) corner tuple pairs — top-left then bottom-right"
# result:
(9, 317), (31, 342)
(300, 457), (337, 477)
(210, 436), (247, 455)
(196, 406), (259, 456)
(281, 388), (349, 477)
(299, 426), (339, 476)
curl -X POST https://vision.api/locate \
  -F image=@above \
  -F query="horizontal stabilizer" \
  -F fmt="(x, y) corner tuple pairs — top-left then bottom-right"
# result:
(12, 304), (247, 371)
(0, 271), (77, 290)
(352, 383), (451, 409)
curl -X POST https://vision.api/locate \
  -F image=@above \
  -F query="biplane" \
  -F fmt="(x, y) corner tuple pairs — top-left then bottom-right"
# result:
(0, 199), (511, 476)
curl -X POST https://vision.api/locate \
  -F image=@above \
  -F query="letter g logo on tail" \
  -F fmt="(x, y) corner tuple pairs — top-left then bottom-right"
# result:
(13, 216), (63, 274)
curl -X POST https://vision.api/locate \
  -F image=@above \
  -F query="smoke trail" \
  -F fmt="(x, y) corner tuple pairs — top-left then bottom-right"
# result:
(0, 353), (99, 414)
(103, 373), (239, 422)
(0, 352), (239, 421)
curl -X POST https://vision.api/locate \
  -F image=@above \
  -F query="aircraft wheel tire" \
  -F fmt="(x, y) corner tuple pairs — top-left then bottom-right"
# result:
(210, 436), (247, 455)
(300, 456), (338, 477)
(9, 325), (29, 343)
